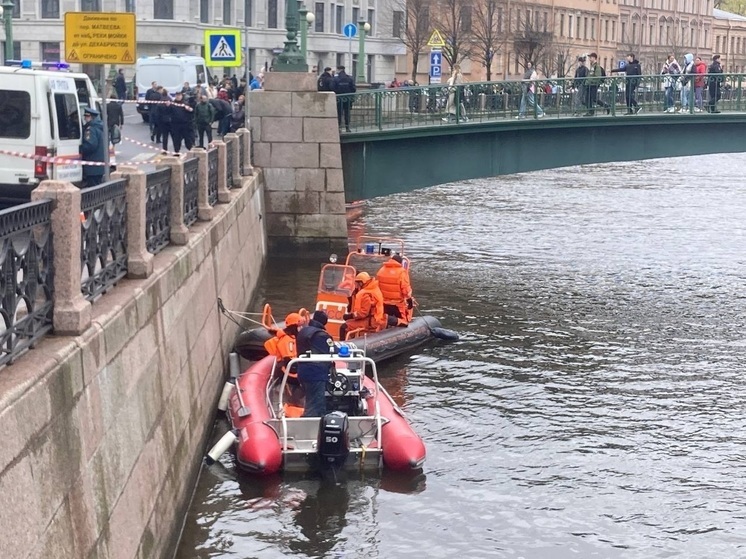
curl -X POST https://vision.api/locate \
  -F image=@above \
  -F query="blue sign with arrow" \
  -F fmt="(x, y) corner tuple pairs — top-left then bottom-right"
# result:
(343, 23), (357, 38)
(429, 49), (442, 82)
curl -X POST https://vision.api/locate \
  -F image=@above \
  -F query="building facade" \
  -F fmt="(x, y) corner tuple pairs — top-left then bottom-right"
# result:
(1, 0), (405, 83)
(713, 8), (746, 72)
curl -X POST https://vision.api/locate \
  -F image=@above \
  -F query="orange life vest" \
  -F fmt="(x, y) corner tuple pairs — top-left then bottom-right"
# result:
(263, 330), (297, 375)
(376, 259), (412, 303)
(349, 278), (386, 331)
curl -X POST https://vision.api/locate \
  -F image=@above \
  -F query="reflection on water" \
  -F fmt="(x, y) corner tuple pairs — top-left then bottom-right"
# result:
(178, 154), (746, 558)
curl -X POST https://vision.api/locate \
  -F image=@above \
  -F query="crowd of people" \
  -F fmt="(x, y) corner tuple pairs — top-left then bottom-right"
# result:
(140, 75), (248, 153)
(263, 253), (414, 418)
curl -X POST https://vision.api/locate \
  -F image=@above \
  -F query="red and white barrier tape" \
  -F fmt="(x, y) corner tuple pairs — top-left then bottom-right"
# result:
(0, 148), (184, 167)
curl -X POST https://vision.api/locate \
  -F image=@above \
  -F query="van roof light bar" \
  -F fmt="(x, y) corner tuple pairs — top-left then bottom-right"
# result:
(6, 59), (70, 70)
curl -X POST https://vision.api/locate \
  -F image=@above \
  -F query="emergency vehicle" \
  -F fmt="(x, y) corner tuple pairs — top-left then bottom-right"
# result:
(135, 54), (211, 121)
(0, 60), (102, 205)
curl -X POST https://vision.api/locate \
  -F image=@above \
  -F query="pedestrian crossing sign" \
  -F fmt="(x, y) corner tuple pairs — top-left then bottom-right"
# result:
(204, 29), (242, 67)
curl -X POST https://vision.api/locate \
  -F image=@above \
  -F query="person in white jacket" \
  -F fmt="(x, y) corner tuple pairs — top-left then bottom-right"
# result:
(442, 65), (468, 122)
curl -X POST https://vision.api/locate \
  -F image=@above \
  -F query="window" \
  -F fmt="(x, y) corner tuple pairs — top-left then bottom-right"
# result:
(268, 0), (278, 28)
(497, 8), (503, 33)
(368, 8), (374, 35)
(315, 3), (323, 31)
(568, 15), (573, 38)
(393, 10), (403, 37)
(41, 42), (60, 62)
(0, 90), (30, 139)
(543, 12), (547, 32)
(461, 6), (471, 32)
(632, 22), (637, 43)
(650, 24), (654, 44)
(576, 16), (581, 38)
(605, 20), (609, 41)
(1, 41), (20, 64)
(352, 6), (359, 25)
(245, 0), (253, 25)
(154, 0), (173, 19)
(704, 29), (708, 48)
(560, 14), (565, 36)
(612, 21), (616, 40)
(125, 0), (135, 12)
(516, 9), (521, 31)
(54, 93), (81, 141)
(690, 28), (694, 45)
(81, 0), (99, 10)
(41, 0), (59, 18)
(223, 0), (232, 24)
(584, 17), (588, 39)
(421, 6), (429, 31)
(335, 4), (343, 33)
(591, 18), (595, 40)
(621, 21), (626, 43)
(201, 0), (209, 23)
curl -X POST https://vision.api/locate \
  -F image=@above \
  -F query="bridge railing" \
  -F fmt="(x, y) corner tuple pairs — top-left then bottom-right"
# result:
(339, 73), (745, 133)
(0, 130), (254, 367)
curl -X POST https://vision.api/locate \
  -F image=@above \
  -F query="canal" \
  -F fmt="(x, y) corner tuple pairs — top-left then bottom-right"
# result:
(176, 153), (746, 558)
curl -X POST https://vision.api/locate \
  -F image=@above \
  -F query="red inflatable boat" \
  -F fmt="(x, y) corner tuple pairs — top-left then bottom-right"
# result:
(226, 351), (426, 476)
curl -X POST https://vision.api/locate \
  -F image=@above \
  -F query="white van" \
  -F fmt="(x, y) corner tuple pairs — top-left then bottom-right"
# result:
(0, 62), (101, 205)
(135, 54), (211, 121)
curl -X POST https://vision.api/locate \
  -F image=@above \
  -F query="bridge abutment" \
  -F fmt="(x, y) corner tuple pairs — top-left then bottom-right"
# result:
(252, 72), (347, 256)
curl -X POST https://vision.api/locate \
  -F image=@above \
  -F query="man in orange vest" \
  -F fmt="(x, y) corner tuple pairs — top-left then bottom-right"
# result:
(339, 272), (386, 340)
(375, 253), (413, 326)
(263, 312), (302, 375)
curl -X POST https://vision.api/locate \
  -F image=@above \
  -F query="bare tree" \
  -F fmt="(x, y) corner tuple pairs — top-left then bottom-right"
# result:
(470, 0), (509, 81)
(390, 0), (432, 82)
(513, 16), (553, 73)
(434, 0), (474, 70)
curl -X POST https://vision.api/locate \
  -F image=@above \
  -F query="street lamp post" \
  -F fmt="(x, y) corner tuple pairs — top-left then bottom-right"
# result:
(1, 0), (14, 64)
(298, 5), (315, 62)
(275, 0), (307, 72)
(356, 20), (371, 84)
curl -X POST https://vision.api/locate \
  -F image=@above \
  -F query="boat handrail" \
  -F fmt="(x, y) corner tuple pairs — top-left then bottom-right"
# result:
(277, 351), (381, 427)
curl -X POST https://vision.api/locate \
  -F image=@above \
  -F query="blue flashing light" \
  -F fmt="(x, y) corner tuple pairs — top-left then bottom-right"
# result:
(338, 345), (350, 358)
(21, 59), (32, 69)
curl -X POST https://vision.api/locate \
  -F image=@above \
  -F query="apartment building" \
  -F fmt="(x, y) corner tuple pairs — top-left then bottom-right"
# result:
(713, 8), (746, 72)
(1, 0), (405, 82)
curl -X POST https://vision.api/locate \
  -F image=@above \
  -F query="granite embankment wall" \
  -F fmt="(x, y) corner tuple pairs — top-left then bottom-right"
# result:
(0, 173), (266, 559)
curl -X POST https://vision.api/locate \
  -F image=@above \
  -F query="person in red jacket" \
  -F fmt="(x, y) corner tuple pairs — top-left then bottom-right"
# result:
(339, 272), (386, 340)
(693, 56), (707, 112)
(375, 254), (413, 326)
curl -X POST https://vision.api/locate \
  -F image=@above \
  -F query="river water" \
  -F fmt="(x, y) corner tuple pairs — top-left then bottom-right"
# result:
(176, 154), (746, 559)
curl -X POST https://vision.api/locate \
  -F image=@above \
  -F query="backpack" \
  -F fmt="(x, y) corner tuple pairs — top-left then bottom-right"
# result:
(599, 66), (606, 77)
(109, 124), (121, 145)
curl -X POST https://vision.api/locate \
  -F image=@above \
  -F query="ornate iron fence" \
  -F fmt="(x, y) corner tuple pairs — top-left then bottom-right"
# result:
(207, 148), (219, 206)
(239, 133), (247, 176)
(0, 200), (54, 366)
(145, 168), (171, 254)
(81, 179), (128, 301)
(183, 157), (199, 227)
(226, 137), (235, 189)
(339, 73), (746, 133)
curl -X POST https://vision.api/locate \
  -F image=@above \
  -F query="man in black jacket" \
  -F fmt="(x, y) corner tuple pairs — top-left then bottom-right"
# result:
(144, 81), (161, 141)
(318, 67), (334, 92)
(572, 56), (588, 115)
(105, 94), (124, 145)
(170, 91), (195, 153)
(611, 53), (642, 114)
(707, 54), (724, 113)
(296, 310), (335, 417)
(333, 66), (356, 132)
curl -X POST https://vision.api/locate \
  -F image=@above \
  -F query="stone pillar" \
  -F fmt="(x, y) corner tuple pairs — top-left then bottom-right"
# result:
(161, 155), (189, 245)
(237, 127), (254, 176)
(214, 139), (231, 203)
(116, 166), (153, 278)
(252, 72), (347, 256)
(193, 148), (214, 221)
(31, 181), (91, 335)
(224, 132), (242, 187)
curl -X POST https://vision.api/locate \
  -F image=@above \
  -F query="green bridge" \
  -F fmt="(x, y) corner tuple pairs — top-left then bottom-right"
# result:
(339, 73), (746, 200)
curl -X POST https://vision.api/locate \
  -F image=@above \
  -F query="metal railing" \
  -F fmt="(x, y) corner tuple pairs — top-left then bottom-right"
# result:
(81, 179), (128, 301)
(225, 137), (236, 189)
(338, 72), (745, 133)
(145, 168), (172, 254)
(207, 148), (219, 206)
(183, 157), (200, 227)
(0, 200), (54, 366)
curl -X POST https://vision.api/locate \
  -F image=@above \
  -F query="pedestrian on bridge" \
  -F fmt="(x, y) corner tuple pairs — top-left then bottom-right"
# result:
(707, 55), (724, 113)
(333, 66), (356, 132)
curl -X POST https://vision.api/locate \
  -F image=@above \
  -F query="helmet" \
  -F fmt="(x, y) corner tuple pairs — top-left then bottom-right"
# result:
(285, 313), (302, 326)
(355, 272), (371, 283)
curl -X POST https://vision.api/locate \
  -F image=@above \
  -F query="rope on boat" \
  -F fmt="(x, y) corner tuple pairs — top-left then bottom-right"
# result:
(217, 297), (267, 328)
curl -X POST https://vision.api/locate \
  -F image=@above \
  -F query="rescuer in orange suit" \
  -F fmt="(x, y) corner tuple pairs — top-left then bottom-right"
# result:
(339, 272), (386, 340)
(264, 312), (302, 376)
(375, 253), (413, 326)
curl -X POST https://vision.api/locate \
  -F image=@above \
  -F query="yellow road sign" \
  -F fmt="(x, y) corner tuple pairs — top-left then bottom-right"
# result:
(64, 12), (136, 64)
(427, 29), (446, 48)
(204, 29), (243, 67)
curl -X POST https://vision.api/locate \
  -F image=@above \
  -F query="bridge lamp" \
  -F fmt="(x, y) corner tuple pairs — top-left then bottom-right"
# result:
(356, 21), (371, 84)
(298, 5), (315, 61)
(0, 0), (14, 64)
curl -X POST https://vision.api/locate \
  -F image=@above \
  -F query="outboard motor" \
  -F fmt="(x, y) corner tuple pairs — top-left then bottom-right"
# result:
(317, 411), (350, 469)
